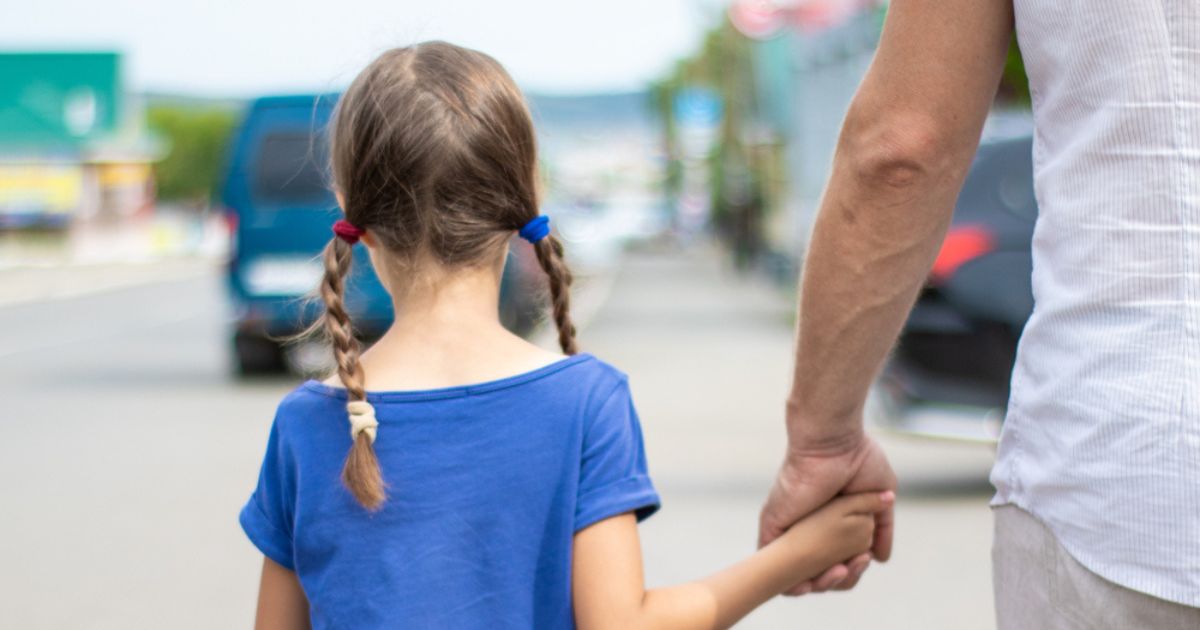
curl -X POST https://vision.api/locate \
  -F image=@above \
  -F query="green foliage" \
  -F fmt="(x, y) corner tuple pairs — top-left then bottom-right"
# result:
(147, 105), (238, 203)
(1000, 34), (1032, 106)
(653, 19), (759, 212)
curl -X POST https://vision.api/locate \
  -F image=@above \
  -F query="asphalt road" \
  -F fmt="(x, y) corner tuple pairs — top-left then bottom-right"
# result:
(0, 248), (998, 629)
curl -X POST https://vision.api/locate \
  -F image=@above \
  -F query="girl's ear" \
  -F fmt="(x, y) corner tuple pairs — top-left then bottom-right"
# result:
(361, 231), (378, 248)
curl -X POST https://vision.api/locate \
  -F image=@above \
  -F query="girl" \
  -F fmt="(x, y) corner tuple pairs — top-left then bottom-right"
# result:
(240, 41), (892, 629)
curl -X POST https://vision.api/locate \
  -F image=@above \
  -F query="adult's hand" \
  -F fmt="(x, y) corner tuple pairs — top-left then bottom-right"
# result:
(758, 435), (896, 595)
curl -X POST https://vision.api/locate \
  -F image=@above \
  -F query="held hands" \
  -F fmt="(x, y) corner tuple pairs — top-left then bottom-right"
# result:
(775, 490), (895, 582)
(759, 435), (897, 595)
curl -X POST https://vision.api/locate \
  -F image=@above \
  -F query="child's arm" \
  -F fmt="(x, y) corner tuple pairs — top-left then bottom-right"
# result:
(573, 491), (892, 630)
(254, 557), (311, 630)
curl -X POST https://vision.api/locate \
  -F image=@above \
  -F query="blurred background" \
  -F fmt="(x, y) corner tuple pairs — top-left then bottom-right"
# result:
(0, 1), (1037, 628)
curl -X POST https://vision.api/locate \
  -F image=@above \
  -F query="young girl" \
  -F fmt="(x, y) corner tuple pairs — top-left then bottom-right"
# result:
(240, 41), (892, 629)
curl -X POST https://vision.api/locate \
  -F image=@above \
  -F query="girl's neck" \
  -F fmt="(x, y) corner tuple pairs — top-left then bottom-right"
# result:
(388, 265), (505, 337)
(349, 265), (562, 391)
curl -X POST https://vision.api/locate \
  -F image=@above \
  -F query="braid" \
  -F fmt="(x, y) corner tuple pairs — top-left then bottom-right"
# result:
(533, 234), (577, 355)
(319, 239), (386, 510)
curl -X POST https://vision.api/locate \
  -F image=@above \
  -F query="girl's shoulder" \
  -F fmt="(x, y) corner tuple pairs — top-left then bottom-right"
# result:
(267, 353), (633, 432)
(265, 383), (348, 440)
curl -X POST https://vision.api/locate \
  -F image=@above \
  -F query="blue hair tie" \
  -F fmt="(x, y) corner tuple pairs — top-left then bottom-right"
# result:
(518, 215), (551, 244)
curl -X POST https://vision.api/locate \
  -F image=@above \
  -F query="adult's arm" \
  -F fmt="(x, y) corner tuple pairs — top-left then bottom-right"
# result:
(758, 0), (1015, 593)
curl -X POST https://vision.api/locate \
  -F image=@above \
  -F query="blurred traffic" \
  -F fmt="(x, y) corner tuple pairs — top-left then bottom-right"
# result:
(875, 121), (1037, 444)
(0, 1), (1031, 628)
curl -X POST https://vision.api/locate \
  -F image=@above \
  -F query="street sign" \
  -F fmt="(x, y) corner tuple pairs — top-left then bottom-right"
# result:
(0, 52), (120, 147)
(0, 163), (82, 228)
(673, 88), (723, 128)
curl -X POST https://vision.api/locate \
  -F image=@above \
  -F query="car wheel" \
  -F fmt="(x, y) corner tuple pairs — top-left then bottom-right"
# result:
(234, 332), (286, 375)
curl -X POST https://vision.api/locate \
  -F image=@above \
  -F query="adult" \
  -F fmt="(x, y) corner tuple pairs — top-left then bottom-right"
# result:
(757, 0), (1200, 626)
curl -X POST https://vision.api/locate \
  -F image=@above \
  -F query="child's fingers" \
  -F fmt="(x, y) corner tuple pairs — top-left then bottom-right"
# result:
(837, 490), (896, 515)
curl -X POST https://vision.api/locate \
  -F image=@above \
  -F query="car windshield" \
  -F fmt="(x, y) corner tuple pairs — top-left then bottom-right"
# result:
(252, 131), (331, 206)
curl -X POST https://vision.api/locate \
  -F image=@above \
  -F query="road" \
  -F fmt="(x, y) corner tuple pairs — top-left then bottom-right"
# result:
(0, 246), (997, 629)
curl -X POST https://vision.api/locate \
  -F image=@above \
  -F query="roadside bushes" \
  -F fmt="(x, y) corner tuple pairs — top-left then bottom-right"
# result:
(147, 104), (238, 205)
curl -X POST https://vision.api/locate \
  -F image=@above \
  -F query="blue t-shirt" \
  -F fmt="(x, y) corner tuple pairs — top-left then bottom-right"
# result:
(239, 354), (660, 629)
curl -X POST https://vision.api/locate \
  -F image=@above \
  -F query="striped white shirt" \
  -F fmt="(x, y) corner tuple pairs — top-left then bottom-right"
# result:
(992, 0), (1200, 607)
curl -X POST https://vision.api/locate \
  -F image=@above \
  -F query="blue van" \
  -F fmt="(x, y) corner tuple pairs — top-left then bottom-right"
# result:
(221, 95), (393, 373)
(221, 94), (541, 374)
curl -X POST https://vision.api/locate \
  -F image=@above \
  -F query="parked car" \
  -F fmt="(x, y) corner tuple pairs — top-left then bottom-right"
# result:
(872, 133), (1037, 442)
(221, 95), (540, 374)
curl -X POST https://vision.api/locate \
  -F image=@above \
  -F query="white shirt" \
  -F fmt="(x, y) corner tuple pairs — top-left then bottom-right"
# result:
(992, 0), (1200, 607)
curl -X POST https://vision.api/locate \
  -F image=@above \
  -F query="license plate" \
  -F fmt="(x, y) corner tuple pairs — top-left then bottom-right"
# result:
(242, 257), (323, 296)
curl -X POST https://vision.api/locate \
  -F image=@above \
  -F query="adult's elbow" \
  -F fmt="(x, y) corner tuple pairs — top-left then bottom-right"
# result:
(839, 111), (952, 193)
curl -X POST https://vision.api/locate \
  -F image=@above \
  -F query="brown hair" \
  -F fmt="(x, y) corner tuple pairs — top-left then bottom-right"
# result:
(318, 42), (577, 510)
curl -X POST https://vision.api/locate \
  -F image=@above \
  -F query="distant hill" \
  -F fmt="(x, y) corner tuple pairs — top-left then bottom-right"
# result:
(141, 89), (658, 131)
(142, 92), (246, 112)
(527, 90), (656, 131)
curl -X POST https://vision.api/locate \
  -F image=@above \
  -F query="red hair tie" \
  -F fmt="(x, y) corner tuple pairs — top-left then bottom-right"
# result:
(332, 219), (366, 245)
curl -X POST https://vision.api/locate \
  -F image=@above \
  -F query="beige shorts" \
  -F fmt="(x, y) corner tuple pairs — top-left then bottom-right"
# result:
(992, 504), (1200, 630)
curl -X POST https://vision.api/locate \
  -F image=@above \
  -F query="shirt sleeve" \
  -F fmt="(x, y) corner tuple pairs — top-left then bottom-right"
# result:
(575, 377), (661, 532)
(239, 416), (297, 571)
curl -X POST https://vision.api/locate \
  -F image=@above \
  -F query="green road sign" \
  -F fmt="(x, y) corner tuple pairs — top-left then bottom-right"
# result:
(0, 52), (120, 148)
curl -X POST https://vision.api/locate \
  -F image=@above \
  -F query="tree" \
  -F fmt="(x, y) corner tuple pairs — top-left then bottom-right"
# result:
(146, 105), (238, 205)
(999, 34), (1032, 106)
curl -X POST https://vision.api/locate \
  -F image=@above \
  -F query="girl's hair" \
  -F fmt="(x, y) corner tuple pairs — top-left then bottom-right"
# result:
(319, 42), (576, 510)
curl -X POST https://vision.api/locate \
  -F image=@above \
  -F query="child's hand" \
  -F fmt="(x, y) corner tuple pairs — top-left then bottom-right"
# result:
(778, 491), (895, 577)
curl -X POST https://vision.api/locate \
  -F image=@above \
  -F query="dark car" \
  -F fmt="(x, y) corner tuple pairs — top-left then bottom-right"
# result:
(872, 133), (1037, 442)
(220, 95), (540, 374)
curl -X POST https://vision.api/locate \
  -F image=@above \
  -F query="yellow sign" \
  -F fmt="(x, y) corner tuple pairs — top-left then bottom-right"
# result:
(0, 164), (83, 217)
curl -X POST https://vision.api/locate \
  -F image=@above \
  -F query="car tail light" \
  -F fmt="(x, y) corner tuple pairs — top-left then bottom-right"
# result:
(930, 225), (994, 284)
(221, 206), (239, 260)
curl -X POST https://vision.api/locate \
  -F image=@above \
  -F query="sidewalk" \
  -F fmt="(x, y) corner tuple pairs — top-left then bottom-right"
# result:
(0, 259), (216, 307)
(576, 244), (997, 629)
(0, 211), (225, 306)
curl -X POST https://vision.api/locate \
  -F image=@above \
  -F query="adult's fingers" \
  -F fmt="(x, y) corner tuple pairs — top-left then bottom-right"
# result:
(839, 490), (895, 515)
(872, 502), (895, 561)
(832, 553), (871, 591)
(788, 581), (813, 596)
(784, 563), (848, 596)
(757, 513), (788, 551)
(792, 559), (849, 595)
(811, 563), (851, 592)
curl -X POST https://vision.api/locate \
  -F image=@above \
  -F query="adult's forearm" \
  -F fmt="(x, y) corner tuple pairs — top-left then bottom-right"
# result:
(784, 0), (1014, 451)
(785, 135), (963, 448)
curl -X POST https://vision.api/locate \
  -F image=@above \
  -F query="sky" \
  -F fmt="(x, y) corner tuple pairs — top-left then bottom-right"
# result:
(2, 0), (719, 96)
